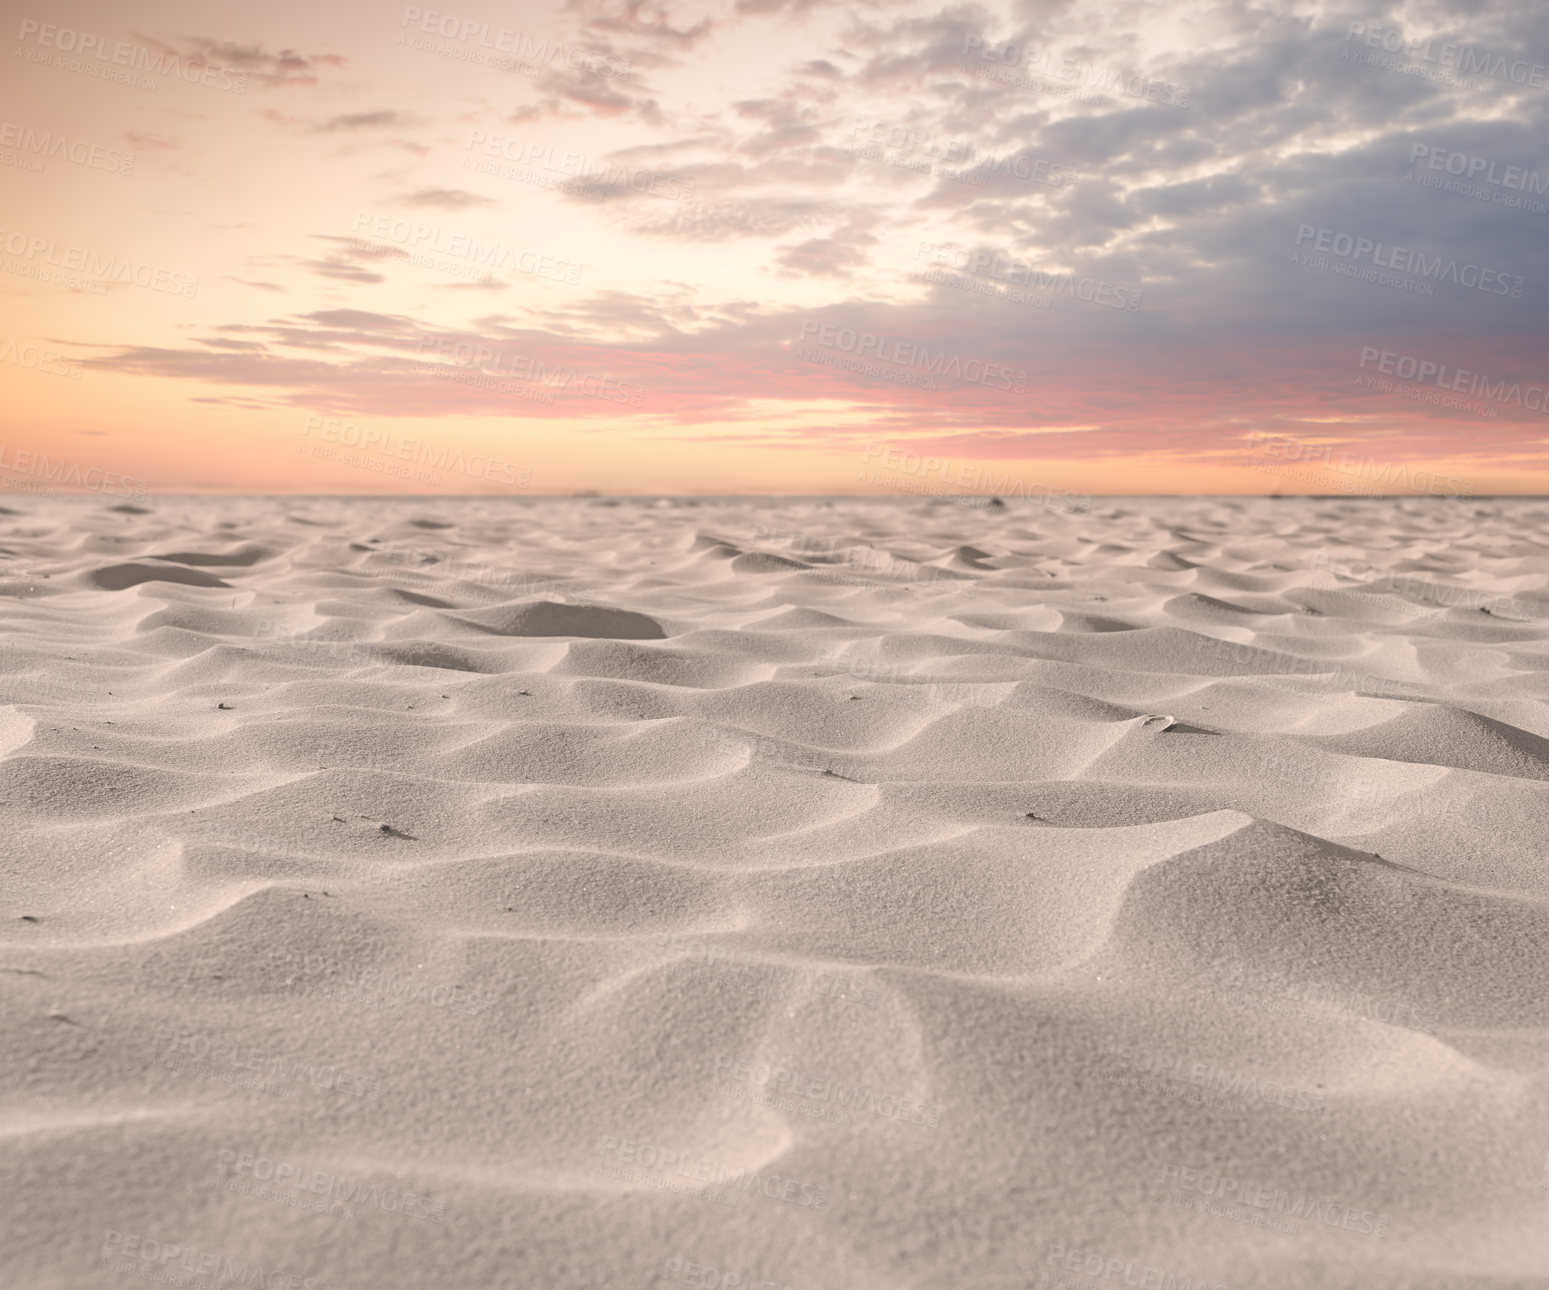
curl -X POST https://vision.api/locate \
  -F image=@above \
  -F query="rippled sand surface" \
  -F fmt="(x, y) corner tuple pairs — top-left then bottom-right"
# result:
(3, 494), (1548, 1290)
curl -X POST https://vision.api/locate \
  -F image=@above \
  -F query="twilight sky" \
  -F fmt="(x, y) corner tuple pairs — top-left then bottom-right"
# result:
(3, 0), (1549, 495)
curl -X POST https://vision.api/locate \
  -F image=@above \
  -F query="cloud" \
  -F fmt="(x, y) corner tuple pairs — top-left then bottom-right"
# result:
(138, 34), (349, 88)
(191, 395), (273, 410)
(577, 0), (714, 50)
(81, 280), (1549, 465)
(279, 237), (410, 285)
(51, 0), (1549, 481)
(300, 310), (427, 335)
(123, 131), (179, 151)
(258, 108), (428, 156)
(298, 258), (392, 284)
(399, 188), (496, 209)
(516, 64), (669, 125)
(773, 220), (881, 277)
(630, 197), (834, 239)
(317, 111), (416, 132)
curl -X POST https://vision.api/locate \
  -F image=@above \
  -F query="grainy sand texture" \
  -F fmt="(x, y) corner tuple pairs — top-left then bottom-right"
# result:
(3, 494), (1549, 1290)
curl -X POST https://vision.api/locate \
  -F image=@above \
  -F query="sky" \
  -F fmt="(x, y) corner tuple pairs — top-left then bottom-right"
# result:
(3, 0), (1549, 496)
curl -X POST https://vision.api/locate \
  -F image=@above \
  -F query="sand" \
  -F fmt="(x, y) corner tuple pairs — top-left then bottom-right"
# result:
(1, 493), (1547, 1290)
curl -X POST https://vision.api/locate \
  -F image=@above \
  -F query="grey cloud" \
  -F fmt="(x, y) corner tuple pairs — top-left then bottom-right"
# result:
(401, 188), (496, 209)
(317, 111), (415, 132)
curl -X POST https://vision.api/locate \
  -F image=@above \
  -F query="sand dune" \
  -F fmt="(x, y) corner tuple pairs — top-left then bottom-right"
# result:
(2, 495), (1548, 1290)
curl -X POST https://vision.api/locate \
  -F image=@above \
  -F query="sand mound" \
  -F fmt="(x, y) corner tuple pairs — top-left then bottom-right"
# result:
(89, 563), (232, 590)
(151, 548), (270, 568)
(455, 600), (668, 639)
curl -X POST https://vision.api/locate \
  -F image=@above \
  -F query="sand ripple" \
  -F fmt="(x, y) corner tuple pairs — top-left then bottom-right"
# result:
(2, 496), (1548, 1289)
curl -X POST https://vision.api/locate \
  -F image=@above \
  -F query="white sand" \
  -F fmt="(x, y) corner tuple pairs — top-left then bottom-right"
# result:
(2, 494), (1548, 1290)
